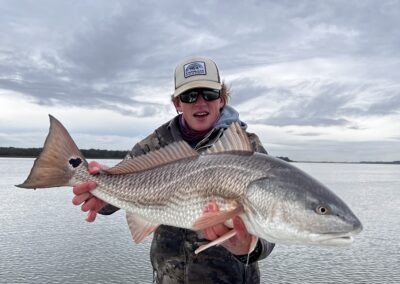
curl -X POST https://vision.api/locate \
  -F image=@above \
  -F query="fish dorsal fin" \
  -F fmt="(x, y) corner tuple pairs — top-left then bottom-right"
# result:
(105, 140), (198, 175)
(205, 122), (253, 154)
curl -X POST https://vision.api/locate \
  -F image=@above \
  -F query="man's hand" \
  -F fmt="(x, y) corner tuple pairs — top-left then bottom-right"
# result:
(202, 202), (254, 255)
(72, 161), (107, 222)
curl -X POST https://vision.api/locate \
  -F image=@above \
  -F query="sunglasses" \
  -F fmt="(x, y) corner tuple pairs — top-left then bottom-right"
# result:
(179, 88), (221, 103)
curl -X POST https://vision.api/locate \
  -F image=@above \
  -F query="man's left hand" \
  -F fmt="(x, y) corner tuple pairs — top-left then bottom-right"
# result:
(202, 202), (254, 255)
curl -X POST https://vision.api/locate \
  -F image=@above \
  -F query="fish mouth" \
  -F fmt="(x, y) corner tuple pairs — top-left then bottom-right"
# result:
(319, 235), (354, 246)
(316, 231), (359, 246)
(314, 222), (363, 246)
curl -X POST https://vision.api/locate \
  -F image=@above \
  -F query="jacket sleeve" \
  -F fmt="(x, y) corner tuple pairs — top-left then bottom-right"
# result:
(234, 132), (275, 263)
(234, 238), (275, 264)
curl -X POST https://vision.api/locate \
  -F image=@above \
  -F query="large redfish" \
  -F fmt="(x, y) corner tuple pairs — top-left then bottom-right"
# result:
(17, 115), (362, 253)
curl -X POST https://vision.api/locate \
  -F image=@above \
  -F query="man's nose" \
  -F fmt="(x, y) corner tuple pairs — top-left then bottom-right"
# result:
(194, 94), (207, 105)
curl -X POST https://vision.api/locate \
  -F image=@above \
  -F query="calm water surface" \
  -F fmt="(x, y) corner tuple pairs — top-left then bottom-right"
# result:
(0, 158), (399, 283)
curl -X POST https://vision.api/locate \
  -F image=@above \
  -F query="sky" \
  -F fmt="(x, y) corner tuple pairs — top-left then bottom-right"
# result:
(0, 0), (399, 162)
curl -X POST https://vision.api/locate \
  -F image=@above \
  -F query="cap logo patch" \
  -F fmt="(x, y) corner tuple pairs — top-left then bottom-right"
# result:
(184, 61), (206, 78)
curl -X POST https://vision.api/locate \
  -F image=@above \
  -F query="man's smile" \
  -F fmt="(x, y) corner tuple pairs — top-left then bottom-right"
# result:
(193, 111), (209, 117)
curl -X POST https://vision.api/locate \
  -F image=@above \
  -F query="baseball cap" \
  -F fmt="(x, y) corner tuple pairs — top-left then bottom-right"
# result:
(173, 56), (222, 97)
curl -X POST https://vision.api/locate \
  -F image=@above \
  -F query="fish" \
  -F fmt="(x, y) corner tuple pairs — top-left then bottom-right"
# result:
(17, 115), (362, 253)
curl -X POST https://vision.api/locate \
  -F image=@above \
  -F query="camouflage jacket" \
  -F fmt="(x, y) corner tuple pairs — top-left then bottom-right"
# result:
(100, 115), (275, 284)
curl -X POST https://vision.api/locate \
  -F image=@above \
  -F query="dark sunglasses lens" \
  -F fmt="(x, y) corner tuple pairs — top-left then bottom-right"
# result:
(180, 91), (199, 103)
(202, 90), (220, 101)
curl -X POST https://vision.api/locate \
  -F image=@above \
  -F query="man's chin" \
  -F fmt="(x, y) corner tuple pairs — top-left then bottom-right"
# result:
(191, 121), (213, 132)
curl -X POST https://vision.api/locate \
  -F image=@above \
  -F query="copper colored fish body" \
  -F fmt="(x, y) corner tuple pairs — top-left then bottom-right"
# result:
(17, 115), (362, 251)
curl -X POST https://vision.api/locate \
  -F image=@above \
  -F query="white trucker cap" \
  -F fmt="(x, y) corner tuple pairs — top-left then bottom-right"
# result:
(173, 56), (222, 97)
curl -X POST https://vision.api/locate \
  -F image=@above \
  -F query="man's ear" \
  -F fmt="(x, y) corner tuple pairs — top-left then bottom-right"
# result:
(173, 99), (182, 113)
(219, 97), (226, 110)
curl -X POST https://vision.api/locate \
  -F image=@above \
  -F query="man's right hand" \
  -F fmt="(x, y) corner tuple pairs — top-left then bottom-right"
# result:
(72, 161), (107, 222)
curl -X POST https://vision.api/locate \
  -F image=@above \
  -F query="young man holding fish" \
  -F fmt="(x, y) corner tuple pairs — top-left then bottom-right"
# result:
(72, 57), (275, 283)
(18, 54), (362, 282)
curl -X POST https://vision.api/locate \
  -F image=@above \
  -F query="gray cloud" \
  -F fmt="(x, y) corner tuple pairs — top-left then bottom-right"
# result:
(230, 73), (400, 128)
(229, 80), (276, 105)
(367, 93), (400, 115)
(258, 116), (351, 127)
(1, 0), (399, 113)
(271, 90), (353, 127)
(1, 0), (399, 161)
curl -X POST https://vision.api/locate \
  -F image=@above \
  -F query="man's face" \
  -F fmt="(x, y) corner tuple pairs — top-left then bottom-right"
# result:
(174, 90), (225, 131)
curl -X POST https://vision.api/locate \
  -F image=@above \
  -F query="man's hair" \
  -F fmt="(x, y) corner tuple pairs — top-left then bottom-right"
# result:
(171, 81), (231, 106)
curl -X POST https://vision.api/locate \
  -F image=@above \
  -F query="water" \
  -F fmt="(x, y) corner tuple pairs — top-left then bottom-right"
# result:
(0, 158), (399, 283)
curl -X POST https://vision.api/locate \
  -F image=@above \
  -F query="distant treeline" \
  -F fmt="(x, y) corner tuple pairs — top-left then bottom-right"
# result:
(360, 161), (400, 164)
(2, 147), (295, 162)
(276, 156), (294, 162)
(0, 147), (127, 159)
(299, 160), (400, 165)
(2, 147), (399, 164)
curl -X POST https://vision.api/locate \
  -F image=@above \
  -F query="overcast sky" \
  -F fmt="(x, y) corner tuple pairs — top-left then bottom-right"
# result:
(1, 0), (399, 162)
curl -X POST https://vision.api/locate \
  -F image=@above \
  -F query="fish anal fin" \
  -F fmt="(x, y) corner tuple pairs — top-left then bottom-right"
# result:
(205, 123), (252, 155)
(192, 205), (244, 231)
(105, 141), (198, 175)
(126, 212), (159, 243)
(195, 229), (237, 254)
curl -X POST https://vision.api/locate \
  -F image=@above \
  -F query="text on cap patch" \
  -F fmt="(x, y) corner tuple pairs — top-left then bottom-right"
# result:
(184, 61), (206, 78)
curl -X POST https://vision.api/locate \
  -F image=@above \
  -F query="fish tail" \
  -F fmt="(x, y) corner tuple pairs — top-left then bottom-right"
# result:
(16, 115), (87, 189)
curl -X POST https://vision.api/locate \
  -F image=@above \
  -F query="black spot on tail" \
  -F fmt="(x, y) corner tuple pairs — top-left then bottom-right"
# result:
(69, 157), (82, 168)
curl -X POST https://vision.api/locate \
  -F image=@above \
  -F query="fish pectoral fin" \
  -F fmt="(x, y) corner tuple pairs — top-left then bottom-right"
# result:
(194, 232), (258, 255)
(195, 229), (237, 254)
(126, 212), (159, 243)
(191, 205), (244, 231)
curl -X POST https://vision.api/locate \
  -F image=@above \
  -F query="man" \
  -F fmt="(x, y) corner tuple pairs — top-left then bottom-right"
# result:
(72, 56), (275, 283)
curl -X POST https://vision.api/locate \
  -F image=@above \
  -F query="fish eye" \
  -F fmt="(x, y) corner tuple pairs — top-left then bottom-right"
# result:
(316, 205), (330, 215)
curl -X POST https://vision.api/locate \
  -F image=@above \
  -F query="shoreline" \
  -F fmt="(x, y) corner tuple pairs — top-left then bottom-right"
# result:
(1, 147), (399, 164)
(1, 155), (399, 165)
